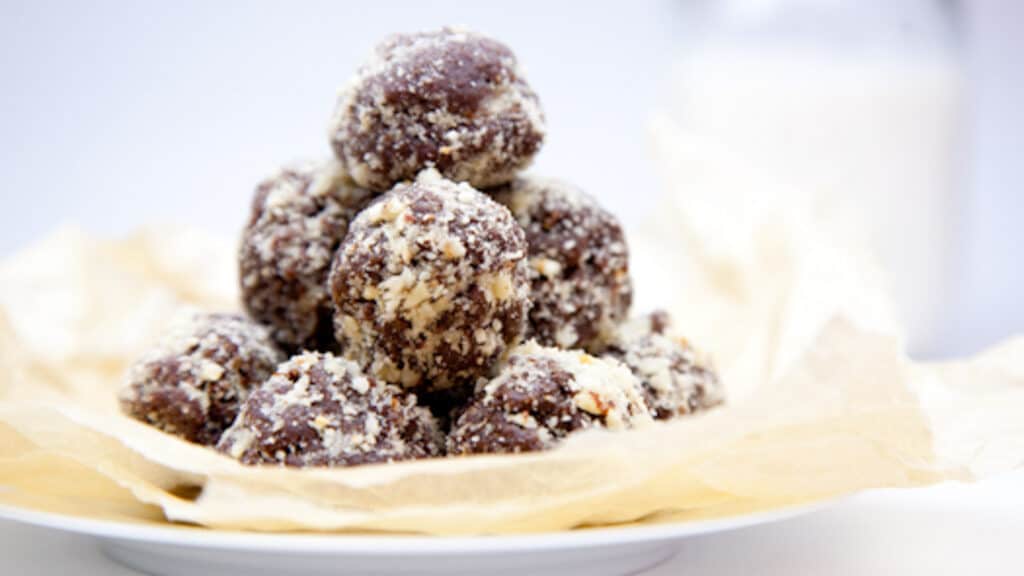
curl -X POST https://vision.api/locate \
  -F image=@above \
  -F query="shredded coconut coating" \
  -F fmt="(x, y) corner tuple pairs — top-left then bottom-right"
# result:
(491, 175), (633, 352)
(239, 159), (375, 352)
(329, 27), (546, 191)
(329, 170), (530, 391)
(119, 314), (284, 446)
(613, 310), (672, 343)
(447, 341), (652, 455)
(606, 311), (724, 420)
(216, 351), (443, 467)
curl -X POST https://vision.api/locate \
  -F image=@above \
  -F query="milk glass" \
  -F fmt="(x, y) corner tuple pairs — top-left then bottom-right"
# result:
(664, 0), (964, 355)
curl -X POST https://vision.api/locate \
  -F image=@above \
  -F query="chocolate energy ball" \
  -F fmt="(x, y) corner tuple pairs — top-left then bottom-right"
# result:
(491, 176), (633, 352)
(239, 159), (374, 352)
(447, 341), (652, 455)
(329, 27), (545, 191)
(606, 312), (724, 420)
(119, 313), (284, 446)
(329, 170), (530, 390)
(216, 351), (443, 467)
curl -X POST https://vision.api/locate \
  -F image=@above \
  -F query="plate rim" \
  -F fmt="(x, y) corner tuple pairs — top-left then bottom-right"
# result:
(0, 499), (836, 555)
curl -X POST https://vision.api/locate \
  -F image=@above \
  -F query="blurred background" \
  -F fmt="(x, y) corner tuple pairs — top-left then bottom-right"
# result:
(0, 0), (1019, 357)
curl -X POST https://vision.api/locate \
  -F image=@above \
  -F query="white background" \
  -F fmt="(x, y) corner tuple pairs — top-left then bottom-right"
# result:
(1, 1), (1022, 573)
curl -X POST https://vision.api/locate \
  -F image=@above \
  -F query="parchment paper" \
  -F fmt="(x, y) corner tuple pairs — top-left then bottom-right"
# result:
(0, 204), (1020, 534)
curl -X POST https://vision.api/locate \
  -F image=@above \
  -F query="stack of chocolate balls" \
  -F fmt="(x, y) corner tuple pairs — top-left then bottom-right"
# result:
(119, 28), (723, 467)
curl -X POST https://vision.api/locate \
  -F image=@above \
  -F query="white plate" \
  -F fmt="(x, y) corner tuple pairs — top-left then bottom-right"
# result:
(0, 502), (831, 576)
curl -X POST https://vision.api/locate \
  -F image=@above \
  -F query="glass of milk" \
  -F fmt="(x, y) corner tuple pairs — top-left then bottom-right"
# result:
(659, 0), (965, 356)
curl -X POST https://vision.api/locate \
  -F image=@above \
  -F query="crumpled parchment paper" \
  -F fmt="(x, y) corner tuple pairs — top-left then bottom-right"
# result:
(0, 182), (1020, 534)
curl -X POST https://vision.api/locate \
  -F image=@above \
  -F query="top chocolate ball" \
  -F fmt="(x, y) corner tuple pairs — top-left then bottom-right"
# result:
(328, 27), (545, 191)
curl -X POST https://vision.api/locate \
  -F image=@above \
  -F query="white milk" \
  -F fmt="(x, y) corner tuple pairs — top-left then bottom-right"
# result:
(655, 44), (964, 355)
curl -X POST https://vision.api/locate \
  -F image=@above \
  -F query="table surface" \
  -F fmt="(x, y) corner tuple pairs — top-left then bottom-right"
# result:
(3, 472), (1021, 575)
